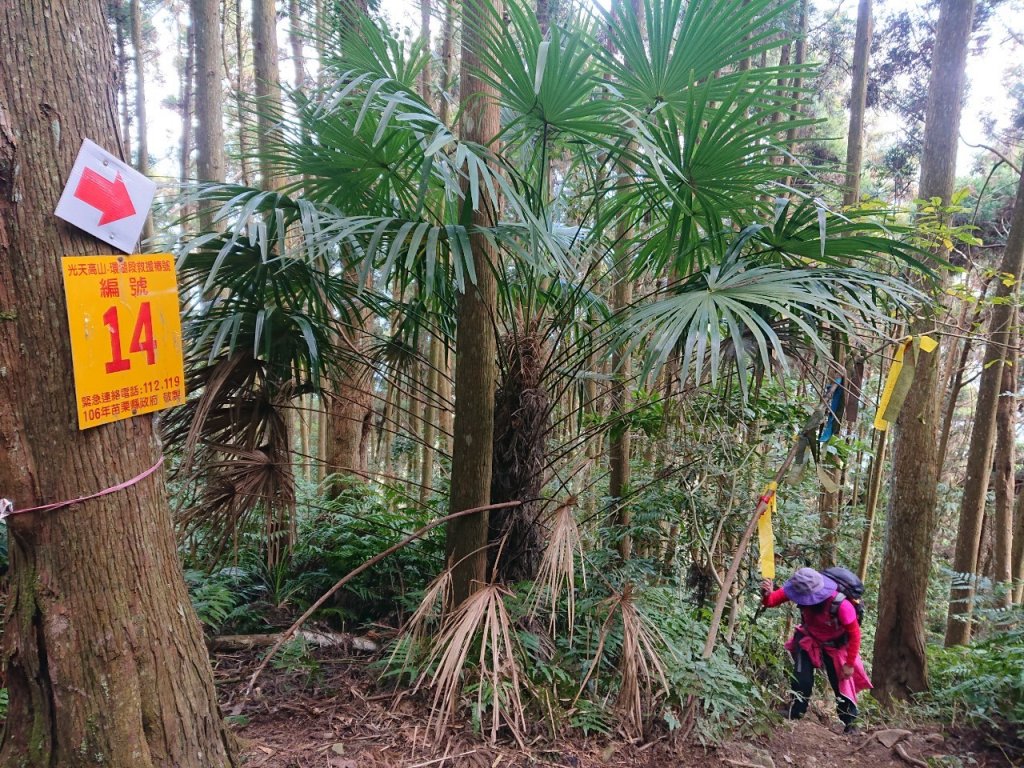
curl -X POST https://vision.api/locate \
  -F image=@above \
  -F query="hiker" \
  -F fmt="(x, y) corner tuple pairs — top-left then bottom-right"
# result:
(760, 567), (872, 734)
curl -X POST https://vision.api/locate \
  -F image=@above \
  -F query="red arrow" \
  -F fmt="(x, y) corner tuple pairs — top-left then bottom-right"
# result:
(73, 167), (136, 225)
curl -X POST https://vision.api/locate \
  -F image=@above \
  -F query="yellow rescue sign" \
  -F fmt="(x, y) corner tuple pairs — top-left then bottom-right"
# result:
(62, 254), (186, 430)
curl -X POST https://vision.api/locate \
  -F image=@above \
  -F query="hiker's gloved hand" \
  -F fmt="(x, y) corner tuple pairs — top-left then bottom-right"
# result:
(760, 579), (773, 597)
(841, 664), (855, 679)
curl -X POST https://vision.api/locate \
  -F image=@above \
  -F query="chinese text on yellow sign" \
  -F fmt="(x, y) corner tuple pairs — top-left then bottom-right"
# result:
(62, 254), (186, 430)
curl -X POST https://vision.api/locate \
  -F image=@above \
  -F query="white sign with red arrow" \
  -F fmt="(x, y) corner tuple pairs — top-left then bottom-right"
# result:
(54, 138), (156, 254)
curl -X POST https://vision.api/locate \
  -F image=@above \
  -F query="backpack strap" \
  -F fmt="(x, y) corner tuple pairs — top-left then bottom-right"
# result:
(829, 592), (847, 627)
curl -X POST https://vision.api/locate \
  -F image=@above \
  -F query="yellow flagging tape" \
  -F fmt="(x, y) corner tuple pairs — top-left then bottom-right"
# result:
(873, 334), (938, 431)
(757, 481), (777, 579)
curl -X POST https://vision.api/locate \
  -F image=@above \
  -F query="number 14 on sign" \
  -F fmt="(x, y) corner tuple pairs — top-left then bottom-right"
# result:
(62, 254), (186, 430)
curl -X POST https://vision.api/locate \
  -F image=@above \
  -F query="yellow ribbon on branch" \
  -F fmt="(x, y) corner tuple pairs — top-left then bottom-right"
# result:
(873, 334), (938, 431)
(757, 481), (777, 579)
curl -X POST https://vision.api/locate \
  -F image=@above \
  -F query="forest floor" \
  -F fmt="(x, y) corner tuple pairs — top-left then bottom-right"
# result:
(216, 645), (1014, 768)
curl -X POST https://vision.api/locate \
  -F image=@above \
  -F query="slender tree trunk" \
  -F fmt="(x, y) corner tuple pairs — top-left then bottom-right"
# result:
(992, 323), (1017, 610)
(288, 0), (306, 91)
(946, 165), (1024, 644)
(607, 0), (641, 562)
(858, 429), (887, 581)
(446, 0), (502, 607)
(129, 0), (153, 243)
(233, 0), (253, 186)
(420, 336), (441, 505)
(873, 0), (975, 703)
(114, 2), (132, 160)
(317, 394), (329, 483)
(178, 17), (195, 221)
(0, 2), (236, 764)
(419, 0), (433, 104)
(253, 0), (283, 190)
(537, 0), (550, 35)
(937, 281), (990, 473)
(193, 0), (226, 231)
(438, 0), (457, 128)
(1012, 469), (1024, 605)
(843, 0), (872, 206)
(784, 0), (808, 175)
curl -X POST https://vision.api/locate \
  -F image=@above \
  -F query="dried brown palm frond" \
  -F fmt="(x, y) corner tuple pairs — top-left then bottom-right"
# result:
(388, 569), (452, 672)
(167, 350), (298, 567)
(573, 583), (674, 740)
(176, 441), (296, 564)
(527, 499), (584, 638)
(413, 583), (526, 745)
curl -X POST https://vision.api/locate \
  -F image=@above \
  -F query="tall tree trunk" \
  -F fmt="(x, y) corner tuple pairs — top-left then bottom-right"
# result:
(446, 0), (502, 607)
(419, 0), (433, 105)
(193, 0), (226, 231)
(607, 0), (641, 562)
(114, 2), (132, 161)
(843, 0), (872, 206)
(873, 0), (975, 703)
(0, 2), (236, 765)
(253, 0), (283, 190)
(784, 0), (808, 176)
(1013, 467), (1024, 605)
(288, 0), (306, 91)
(992, 324), (1017, 611)
(129, 0), (153, 243)
(233, 0), (253, 186)
(945, 165), (1024, 644)
(179, 18), (195, 198)
(536, 0), (550, 35)
(438, 0), (457, 127)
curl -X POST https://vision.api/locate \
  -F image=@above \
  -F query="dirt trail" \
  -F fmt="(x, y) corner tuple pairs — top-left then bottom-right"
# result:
(218, 651), (1006, 768)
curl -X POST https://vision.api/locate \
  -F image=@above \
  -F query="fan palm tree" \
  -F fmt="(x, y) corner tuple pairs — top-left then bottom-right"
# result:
(170, 0), (928, 598)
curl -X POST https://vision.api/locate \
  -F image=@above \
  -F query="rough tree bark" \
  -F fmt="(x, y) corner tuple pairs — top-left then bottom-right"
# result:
(0, 2), (236, 765)
(192, 0), (226, 231)
(446, 0), (503, 607)
(178, 18), (194, 199)
(873, 0), (975, 703)
(1013, 466), (1024, 605)
(129, 0), (153, 243)
(842, 0), (872, 206)
(438, 0), (458, 128)
(252, 0), (283, 190)
(992, 323), (1017, 610)
(945, 163), (1024, 643)
(606, 0), (641, 562)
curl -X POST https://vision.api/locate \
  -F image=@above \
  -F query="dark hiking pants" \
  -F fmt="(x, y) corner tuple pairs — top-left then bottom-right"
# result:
(786, 644), (858, 727)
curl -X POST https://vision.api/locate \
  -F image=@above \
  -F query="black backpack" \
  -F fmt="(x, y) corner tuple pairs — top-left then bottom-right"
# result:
(823, 566), (865, 625)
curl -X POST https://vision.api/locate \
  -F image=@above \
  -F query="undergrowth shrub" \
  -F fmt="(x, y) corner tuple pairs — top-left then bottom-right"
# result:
(922, 615), (1024, 752)
(181, 479), (445, 633)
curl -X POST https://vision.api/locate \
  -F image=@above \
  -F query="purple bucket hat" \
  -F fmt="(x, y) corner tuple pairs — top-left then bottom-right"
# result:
(782, 567), (837, 606)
